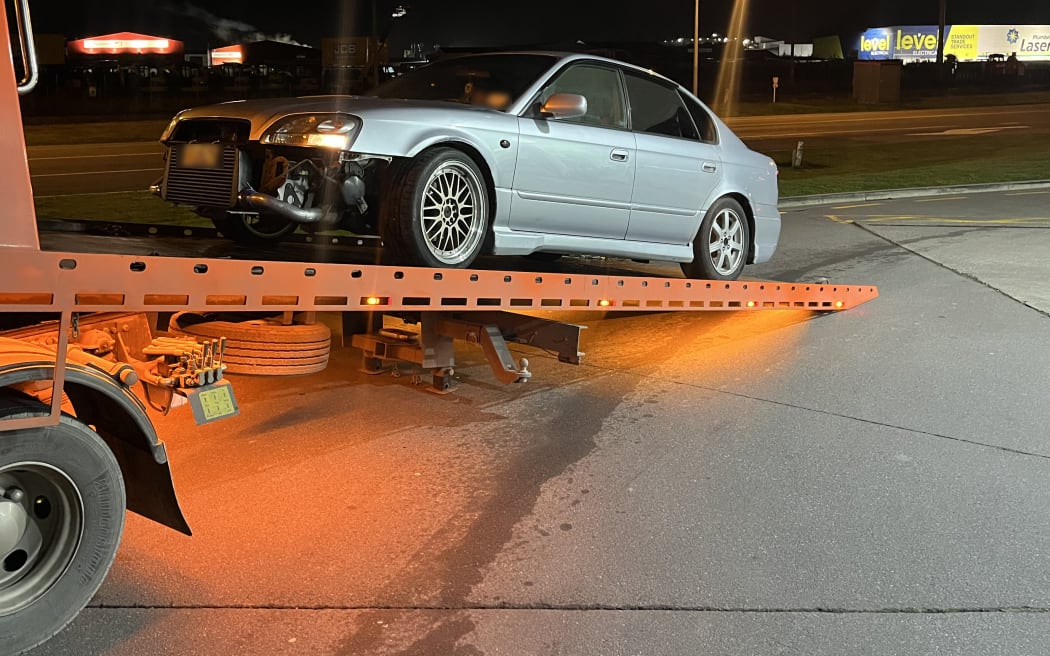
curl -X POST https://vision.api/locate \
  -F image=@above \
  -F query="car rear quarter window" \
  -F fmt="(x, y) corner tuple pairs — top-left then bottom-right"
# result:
(624, 73), (700, 141)
(679, 92), (718, 144)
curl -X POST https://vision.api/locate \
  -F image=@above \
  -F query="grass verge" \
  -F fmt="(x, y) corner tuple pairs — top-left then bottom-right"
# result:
(24, 120), (169, 146)
(34, 191), (209, 226)
(775, 132), (1050, 197)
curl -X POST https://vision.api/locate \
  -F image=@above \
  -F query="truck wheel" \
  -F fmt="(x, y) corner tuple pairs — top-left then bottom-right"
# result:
(210, 212), (297, 246)
(382, 148), (489, 268)
(680, 197), (750, 281)
(0, 390), (126, 655)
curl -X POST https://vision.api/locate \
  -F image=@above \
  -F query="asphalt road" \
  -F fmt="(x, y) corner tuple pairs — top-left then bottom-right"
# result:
(28, 141), (164, 197)
(26, 104), (1050, 197)
(29, 188), (1050, 655)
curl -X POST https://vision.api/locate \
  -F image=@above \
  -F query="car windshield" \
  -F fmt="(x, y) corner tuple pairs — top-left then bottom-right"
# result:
(372, 54), (557, 111)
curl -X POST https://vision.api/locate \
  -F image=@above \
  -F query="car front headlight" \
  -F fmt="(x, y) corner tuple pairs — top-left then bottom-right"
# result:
(261, 113), (362, 150)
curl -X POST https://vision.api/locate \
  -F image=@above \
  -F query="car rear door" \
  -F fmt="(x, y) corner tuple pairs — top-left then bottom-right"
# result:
(510, 63), (635, 239)
(623, 72), (722, 245)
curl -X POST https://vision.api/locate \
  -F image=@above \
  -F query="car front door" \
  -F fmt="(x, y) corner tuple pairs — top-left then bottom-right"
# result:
(623, 72), (722, 245)
(510, 63), (635, 239)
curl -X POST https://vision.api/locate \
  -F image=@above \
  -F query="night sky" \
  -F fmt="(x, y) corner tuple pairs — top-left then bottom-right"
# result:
(29, 0), (1047, 51)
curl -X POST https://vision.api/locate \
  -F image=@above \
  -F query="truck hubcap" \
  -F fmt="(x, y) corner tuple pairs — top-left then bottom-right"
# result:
(0, 494), (28, 556)
(0, 464), (84, 615)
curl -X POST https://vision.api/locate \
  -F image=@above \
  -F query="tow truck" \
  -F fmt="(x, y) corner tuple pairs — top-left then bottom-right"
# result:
(0, 2), (877, 653)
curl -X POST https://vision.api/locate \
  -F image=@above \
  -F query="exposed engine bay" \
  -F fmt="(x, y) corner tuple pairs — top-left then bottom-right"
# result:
(158, 118), (390, 242)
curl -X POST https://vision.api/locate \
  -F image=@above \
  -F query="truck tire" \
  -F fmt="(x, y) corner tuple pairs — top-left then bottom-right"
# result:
(0, 390), (126, 655)
(381, 148), (490, 268)
(680, 197), (750, 281)
(169, 312), (332, 376)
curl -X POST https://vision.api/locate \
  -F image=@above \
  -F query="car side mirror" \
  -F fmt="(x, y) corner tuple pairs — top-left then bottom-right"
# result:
(539, 93), (588, 120)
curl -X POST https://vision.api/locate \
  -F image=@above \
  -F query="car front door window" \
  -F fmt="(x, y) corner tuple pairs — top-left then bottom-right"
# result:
(536, 64), (627, 130)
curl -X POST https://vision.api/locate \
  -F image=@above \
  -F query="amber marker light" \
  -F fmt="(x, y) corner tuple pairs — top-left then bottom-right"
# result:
(598, 299), (612, 307)
(362, 296), (387, 306)
(835, 301), (844, 309)
(746, 301), (756, 308)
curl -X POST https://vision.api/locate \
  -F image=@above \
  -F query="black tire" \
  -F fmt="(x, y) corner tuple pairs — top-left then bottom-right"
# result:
(381, 148), (490, 268)
(168, 312), (332, 376)
(680, 197), (751, 281)
(0, 390), (126, 655)
(209, 212), (297, 246)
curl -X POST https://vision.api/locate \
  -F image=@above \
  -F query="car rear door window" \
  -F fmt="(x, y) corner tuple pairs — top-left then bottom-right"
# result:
(535, 64), (628, 130)
(624, 73), (700, 141)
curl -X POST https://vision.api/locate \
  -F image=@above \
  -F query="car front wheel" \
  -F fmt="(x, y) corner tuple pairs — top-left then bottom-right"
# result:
(681, 197), (750, 281)
(382, 148), (490, 268)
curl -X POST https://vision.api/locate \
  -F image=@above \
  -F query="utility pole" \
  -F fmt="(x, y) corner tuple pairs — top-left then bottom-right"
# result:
(692, 0), (699, 95)
(936, 0), (946, 64)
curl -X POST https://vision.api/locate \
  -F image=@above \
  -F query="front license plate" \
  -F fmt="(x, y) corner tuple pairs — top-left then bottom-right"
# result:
(179, 143), (222, 169)
(183, 380), (240, 425)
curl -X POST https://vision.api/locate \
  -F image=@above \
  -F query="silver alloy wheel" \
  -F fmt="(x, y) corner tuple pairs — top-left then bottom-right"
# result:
(419, 161), (487, 265)
(0, 463), (84, 615)
(707, 207), (745, 276)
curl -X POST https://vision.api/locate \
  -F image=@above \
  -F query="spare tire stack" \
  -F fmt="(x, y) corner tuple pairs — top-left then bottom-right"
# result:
(168, 312), (332, 376)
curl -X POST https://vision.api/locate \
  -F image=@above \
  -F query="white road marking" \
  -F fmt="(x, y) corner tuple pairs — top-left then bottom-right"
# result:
(907, 126), (1030, 136)
(915, 196), (970, 202)
(830, 203), (882, 209)
(31, 168), (163, 178)
(30, 152), (160, 161)
(33, 190), (151, 199)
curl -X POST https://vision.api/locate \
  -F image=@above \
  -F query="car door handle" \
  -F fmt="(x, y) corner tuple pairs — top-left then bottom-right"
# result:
(701, 161), (718, 173)
(610, 149), (629, 162)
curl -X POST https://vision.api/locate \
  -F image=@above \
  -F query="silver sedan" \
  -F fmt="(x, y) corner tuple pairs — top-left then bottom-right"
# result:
(157, 52), (780, 280)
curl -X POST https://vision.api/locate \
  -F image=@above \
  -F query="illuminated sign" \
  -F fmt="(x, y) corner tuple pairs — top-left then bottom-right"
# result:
(858, 28), (892, 59)
(858, 24), (1050, 61)
(211, 45), (244, 64)
(982, 25), (1050, 59)
(68, 32), (182, 56)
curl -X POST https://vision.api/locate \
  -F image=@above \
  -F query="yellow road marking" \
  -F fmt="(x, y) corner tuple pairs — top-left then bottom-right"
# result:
(824, 214), (854, 224)
(862, 216), (1050, 225)
(830, 203), (882, 209)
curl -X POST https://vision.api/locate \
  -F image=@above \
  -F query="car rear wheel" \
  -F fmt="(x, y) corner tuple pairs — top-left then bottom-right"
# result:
(382, 148), (489, 268)
(681, 197), (750, 281)
(210, 212), (297, 246)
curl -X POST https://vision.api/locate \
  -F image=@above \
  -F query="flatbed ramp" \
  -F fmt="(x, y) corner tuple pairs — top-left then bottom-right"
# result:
(1, 249), (878, 314)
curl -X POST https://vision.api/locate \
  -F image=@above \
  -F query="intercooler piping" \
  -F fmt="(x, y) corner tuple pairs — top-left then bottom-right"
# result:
(238, 186), (326, 224)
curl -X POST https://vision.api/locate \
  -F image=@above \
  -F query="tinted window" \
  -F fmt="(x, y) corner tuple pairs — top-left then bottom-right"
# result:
(679, 91), (718, 143)
(624, 73), (699, 140)
(373, 54), (556, 110)
(536, 64), (627, 129)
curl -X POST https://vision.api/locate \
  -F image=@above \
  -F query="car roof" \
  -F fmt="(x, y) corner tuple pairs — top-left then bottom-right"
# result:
(434, 50), (684, 90)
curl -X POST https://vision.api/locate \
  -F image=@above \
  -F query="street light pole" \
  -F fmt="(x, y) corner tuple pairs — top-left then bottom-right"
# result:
(692, 0), (699, 95)
(936, 0), (947, 64)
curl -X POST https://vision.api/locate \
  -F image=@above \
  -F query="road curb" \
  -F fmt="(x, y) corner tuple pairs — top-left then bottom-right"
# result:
(779, 180), (1050, 209)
